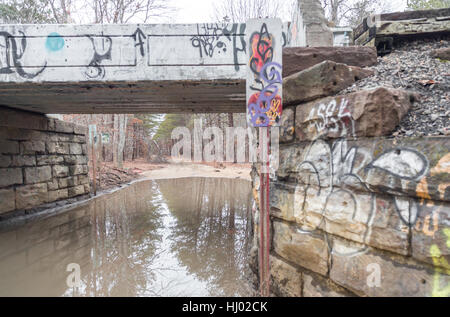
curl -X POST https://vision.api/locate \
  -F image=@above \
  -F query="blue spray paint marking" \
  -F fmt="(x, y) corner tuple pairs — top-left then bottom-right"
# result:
(45, 32), (65, 52)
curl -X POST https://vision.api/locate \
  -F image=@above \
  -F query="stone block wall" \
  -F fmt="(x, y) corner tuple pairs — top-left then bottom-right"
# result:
(250, 61), (449, 297)
(0, 107), (90, 215)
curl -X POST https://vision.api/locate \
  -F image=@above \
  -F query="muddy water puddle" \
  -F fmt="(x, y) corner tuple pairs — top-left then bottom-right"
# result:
(0, 178), (255, 296)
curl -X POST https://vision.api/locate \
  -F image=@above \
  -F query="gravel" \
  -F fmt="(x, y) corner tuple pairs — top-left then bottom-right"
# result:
(340, 37), (450, 137)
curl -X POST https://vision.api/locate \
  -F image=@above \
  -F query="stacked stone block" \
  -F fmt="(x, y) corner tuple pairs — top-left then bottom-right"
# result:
(250, 56), (450, 297)
(0, 107), (90, 215)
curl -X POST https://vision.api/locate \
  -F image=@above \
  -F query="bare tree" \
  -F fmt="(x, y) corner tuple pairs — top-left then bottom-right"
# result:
(85, 0), (173, 24)
(213, 0), (289, 23)
(321, 0), (393, 27)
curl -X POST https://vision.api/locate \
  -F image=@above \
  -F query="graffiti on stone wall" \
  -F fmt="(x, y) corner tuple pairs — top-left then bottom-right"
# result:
(430, 228), (450, 297)
(247, 23), (282, 127)
(305, 98), (355, 138)
(292, 138), (447, 254)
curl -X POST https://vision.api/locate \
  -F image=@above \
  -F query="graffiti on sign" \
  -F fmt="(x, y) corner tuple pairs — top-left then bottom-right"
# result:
(246, 20), (283, 128)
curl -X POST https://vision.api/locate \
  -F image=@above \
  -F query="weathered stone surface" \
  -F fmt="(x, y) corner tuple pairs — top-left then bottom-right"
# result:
(15, 183), (48, 210)
(270, 255), (302, 297)
(24, 166), (52, 184)
(0, 107), (47, 131)
(0, 140), (19, 154)
(0, 188), (15, 214)
(273, 221), (329, 276)
(48, 189), (69, 202)
(0, 168), (22, 187)
(284, 61), (374, 106)
(58, 176), (77, 189)
(47, 179), (59, 191)
(278, 136), (449, 203)
(412, 201), (450, 268)
(295, 87), (415, 141)
(0, 127), (44, 141)
(20, 141), (46, 155)
(36, 155), (64, 166)
(271, 181), (409, 255)
(431, 48), (450, 61)
(73, 124), (87, 136)
(279, 107), (295, 143)
(303, 271), (353, 297)
(0, 155), (11, 168)
(46, 142), (69, 154)
(11, 155), (36, 167)
(68, 185), (86, 197)
(54, 120), (74, 134)
(330, 239), (442, 297)
(77, 175), (90, 185)
(53, 165), (69, 178)
(283, 47), (378, 77)
(297, 0), (333, 46)
(69, 165), (87, 176)
(69, 143), (83, 155)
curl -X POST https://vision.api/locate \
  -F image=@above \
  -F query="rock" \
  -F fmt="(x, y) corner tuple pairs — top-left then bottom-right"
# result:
(46, 141), (69, 154)
(20, 141), (46, 155)
(48, 189), (69, 201)
(11, 155), (36, 167)
(37, 155), (64, 165)
(431, 48), (450, 61)
(0, 140), (19, 154)
(0, 189), (15, 214)
(295, 87), (416, 141)
(0, 155), (11, 168)
(272, 220), (329, 276)
(69, 143), (83, 155)
(47, 179), (59, 191)
(69, 165), (86, 176)
(303, 272), (353, 297)
(15, 183), (48, 210)
(412, 201), (450, 268)
(53, 165), (69, 178)
(330, 238), (442, 297)
(54, 120), (74, 134)
(24, 166), (52, 184)
(0, 168), (23, 187)
(283, 47), (378, 77)
(284, 61), (374, 106)
(277, 136), (449, 202)
(68, 185), (86, 197)
(270, 255), (302, 297)
(279, 107), (295, 143)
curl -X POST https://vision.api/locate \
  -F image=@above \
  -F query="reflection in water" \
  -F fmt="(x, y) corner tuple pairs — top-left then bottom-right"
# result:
(0, 178), (254, 297)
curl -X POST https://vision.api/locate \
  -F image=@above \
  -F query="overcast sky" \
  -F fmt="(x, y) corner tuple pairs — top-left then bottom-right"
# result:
(163, 0), (408, 24)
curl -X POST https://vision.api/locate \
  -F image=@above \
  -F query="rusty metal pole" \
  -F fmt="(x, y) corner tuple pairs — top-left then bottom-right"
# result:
(92, 135), (97, 196)
(247, 18), (283, 297)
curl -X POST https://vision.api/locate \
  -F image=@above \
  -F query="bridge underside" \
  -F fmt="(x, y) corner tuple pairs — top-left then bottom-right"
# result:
(0, 79), (245, 114)
(0, 22), (294, 114)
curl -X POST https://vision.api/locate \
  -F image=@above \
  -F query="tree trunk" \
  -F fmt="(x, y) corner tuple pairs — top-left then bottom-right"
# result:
(117, 114), (127, 169)
(113, 114), (119, 167)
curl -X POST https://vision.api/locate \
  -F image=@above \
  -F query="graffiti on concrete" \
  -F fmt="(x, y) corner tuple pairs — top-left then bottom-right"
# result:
(0, 31), (47, 79)
(84, 35), (113, 79)
(247, 22), (282, 127)
(191, 23), (246, 71)
(191, 23), (228, 58)
(45, 32), (65, 52)
(132, 28), (146, 57)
